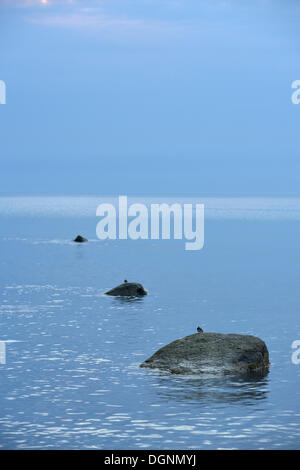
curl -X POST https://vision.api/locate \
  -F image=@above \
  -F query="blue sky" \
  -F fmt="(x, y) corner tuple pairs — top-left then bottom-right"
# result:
(0, 0), (299, 196)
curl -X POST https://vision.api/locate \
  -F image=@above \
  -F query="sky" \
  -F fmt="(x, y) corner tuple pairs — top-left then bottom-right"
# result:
(0, 0), (300, 196)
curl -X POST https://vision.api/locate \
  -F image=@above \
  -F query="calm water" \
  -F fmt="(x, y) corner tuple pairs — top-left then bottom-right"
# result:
(0, 197), (300, 449)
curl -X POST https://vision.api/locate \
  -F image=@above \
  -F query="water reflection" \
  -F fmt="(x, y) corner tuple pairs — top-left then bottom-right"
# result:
(74, 246), (85, 260)
(111, 296), (146, 305)
(153, 371), (270, 406)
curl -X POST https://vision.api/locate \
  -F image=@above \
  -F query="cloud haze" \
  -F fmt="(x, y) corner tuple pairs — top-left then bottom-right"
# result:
(0, 0), (300, 196)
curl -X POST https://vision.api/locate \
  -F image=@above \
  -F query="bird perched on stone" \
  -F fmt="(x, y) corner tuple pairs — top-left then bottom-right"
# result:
(197, 326), (203, 333)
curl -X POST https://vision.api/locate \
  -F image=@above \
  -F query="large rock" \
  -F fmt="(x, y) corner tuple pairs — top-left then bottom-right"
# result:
(105, 282), (148, 297)
(73, 235), (88, 243)
(140, 332), (270, 375)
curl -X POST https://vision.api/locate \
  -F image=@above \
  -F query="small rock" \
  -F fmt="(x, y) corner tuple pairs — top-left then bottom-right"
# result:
(73, 235), (88, 243)
(105, 282), (148, 297)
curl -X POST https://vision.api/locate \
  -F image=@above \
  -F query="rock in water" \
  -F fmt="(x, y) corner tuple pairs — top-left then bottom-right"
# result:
(140, 332), (270, 375)
(105, 282), (148, 297)
(73, 235), (88, 243)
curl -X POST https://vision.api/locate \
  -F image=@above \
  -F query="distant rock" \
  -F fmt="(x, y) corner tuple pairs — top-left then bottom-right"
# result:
(105, 282), (148, 297)
(73, 235), (88, 243)
(140, 332), (270, 375)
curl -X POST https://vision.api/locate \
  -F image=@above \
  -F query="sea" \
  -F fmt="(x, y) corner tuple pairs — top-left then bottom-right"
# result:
(0, 196), (299, 450)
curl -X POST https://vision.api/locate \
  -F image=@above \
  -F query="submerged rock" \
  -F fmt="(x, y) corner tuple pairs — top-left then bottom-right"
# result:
(140, 332), (270, 375)
(105, 282), (148, 297)
(73, 235), (88, 243)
